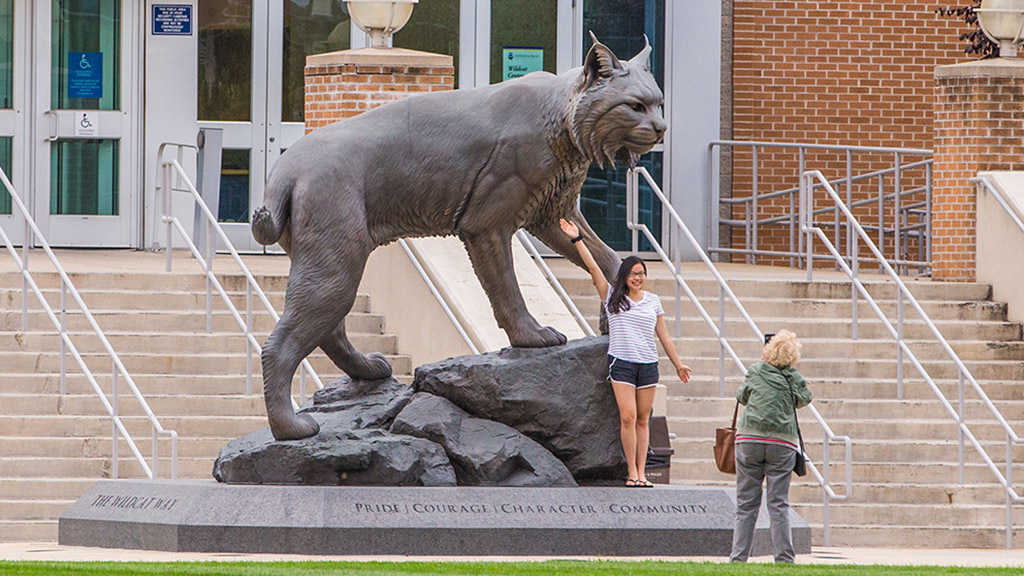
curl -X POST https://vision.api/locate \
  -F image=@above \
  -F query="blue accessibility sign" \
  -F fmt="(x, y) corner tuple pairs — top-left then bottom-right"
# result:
(68, 52), (102, 99)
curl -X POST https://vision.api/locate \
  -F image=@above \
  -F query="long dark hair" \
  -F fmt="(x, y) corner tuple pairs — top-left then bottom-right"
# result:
(608, 256), (646, 314)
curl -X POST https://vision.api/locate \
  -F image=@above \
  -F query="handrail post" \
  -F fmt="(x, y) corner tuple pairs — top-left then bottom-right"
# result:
(878, 175), (885, 274)
(1007, 434), (1014, 549)
(832, 182), (841, 272)
(897, 292), (904, 400)
(797, 147), (806, 268)
(845, 150), (853, 267)
(851, 226), (859, 341)
(152, 427), (159, 479)
(163, 163), (173, 273)
(60, 279), (67, 395)
(823, 437), (831, 547)
(801, 174), (814, 281)
(205, 223), (214, 334)
(925, 162), (933, 265)
(706, 143), (717, 256)
(674, 232), (681, 339)
(718, 284), (725, 397)
(112, 363), (119, 480)
(20, 228), (28, 331)
(751, 146), (759, 265)
(959, 371), (966, 485)
(894, 152), (903, 275)
(246, 283), (254, 395)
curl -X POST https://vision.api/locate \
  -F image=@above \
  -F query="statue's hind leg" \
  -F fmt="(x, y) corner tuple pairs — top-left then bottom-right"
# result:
(319, 318), (392, 380)
(261, 243), (373, 440)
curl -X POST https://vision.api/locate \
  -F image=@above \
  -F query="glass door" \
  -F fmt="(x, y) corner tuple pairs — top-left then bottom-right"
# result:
(0, 0), (22, 244)
(198, 0), (349, 251)
(34, 0), (136, 247)
(578, 0), (666, 253)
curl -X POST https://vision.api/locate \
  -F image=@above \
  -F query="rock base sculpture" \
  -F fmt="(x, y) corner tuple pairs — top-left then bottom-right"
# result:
(213, 337), (624, 486)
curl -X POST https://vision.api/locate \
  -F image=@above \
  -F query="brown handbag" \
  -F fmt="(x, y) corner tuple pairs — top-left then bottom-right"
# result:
(714, 401), (740, 474)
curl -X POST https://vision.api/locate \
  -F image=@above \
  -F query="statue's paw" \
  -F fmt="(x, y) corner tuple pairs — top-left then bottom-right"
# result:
(365, 352), (393, 380)
(509, 324), (567, 348)
(348, 352), (393, 381)
(270, 412), (320, 441)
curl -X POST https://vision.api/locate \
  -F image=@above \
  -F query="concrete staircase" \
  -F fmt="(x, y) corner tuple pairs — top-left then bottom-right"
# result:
(547, 258), (1024, 548)
(0, 251), (411, 543)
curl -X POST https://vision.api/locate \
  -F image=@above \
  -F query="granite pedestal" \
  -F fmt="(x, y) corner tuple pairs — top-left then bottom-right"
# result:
(59, 480), (811, 556)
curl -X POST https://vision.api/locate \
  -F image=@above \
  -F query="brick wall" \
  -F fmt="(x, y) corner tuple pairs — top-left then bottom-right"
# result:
(933, 62), (1024, 281)
(304, 49), (454, 133)
(729, 1), (998, 272)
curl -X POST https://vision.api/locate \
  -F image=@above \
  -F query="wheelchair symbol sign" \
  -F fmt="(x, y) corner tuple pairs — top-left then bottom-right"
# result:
(74, 112), (99, 137)
(68, 52), (102, 99)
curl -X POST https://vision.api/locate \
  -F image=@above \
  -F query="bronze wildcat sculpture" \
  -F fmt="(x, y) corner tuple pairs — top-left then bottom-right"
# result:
(252, 36), (666, 440)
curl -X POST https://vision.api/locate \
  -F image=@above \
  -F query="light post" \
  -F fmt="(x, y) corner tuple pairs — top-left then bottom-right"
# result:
(976, 0), (1024, 58)
(345, 0), (418, 49)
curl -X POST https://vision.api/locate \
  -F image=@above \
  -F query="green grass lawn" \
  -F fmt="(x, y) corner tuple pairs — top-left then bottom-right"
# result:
(0, 561), (1018, 576)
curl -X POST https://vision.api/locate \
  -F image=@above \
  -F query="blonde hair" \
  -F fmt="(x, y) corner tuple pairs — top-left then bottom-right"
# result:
(763, 329), (801, 368)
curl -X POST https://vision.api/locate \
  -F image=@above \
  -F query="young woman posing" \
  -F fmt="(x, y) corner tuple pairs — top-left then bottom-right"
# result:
(561, 219), (692, 487)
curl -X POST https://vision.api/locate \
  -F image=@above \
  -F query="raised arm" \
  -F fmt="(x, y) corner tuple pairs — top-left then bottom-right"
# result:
(560, 219), (609, 302)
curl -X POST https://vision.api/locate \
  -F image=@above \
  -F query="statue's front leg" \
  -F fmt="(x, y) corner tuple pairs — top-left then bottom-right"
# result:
(528, 210), (620, 284)
(461, 230), (567, 348)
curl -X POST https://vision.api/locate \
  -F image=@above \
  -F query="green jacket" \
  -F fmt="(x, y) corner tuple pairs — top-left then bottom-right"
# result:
(736, 361), (813, 446)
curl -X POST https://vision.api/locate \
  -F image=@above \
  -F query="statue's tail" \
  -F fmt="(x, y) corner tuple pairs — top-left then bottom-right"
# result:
(251, 175), (292, 246)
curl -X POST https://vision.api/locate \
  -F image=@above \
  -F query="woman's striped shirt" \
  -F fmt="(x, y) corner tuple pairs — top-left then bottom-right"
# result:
(605, 291), (664, 364)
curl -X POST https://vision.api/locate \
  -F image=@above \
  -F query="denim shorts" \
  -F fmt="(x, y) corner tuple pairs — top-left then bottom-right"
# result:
(608, 355), (659, 389)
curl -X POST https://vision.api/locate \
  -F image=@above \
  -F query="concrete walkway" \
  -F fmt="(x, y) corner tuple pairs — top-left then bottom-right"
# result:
(0, 543), (1019, 566)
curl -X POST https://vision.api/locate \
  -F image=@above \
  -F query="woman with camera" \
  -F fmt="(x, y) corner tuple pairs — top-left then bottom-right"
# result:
(730, 330), (812, 563)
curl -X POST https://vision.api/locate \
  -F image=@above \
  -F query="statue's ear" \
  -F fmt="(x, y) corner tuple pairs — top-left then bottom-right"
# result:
(583, 31), (623, 85)
(629, 35), (652, 72)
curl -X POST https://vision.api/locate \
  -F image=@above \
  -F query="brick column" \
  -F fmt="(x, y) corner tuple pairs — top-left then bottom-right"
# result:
(304, 47), (454, 133)
(933, 60), (1024, 281)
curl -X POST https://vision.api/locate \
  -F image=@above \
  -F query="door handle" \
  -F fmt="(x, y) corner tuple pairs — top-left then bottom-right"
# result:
(43, 110), (58, 142)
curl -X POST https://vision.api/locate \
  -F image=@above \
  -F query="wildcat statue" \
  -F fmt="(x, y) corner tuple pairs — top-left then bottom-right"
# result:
(252, 35), (666, 440)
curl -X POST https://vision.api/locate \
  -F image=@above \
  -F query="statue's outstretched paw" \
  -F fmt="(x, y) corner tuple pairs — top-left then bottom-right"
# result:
(508, 322), (567, 348)
(270, 412), (320, 441)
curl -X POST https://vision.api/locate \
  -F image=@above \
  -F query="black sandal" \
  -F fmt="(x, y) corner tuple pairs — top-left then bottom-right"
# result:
(637, 478), (655, 488)
(625, 478), (642, 487)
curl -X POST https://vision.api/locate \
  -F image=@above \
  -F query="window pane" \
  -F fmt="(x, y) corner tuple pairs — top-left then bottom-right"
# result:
(583, 0), (665, 90)
(580, 152), (662, 252)
(51, 0), (120, 110)
(0, 0), (12, 109)
(50, 140), (119, 216)
(218, 149), (250, 223)
(199, 0), (252, 121)
(490, 0), (556, 85)
(0, 137), (11, 214)
(392, 0), (459, 87)
(283, 0), (350, 123)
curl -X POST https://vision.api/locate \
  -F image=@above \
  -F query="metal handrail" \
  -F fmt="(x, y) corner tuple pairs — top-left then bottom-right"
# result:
(515, 230), (595, 337)
(972, 176), (1024, 235)
(158, 150), (322, 407)
(397, 239), (480, 355)
(802, 170), (1024, 548)
(0, 168), (178, 479)
(708, 140), (933, 274)
(397, 232), (595, 354)
(627, 167), (852, 546)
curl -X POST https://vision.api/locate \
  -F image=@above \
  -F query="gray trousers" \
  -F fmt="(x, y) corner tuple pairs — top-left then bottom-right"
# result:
(729, 442), (796, 563)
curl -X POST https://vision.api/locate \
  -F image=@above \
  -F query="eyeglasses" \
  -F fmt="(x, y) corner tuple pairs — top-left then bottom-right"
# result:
(628, 271), (647, 279)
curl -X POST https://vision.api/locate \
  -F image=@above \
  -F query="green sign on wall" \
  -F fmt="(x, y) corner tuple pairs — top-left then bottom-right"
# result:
(502, 47), (543, 81)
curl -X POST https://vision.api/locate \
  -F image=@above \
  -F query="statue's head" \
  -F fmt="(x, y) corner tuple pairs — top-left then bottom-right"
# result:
(571, 33), (666, 169)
